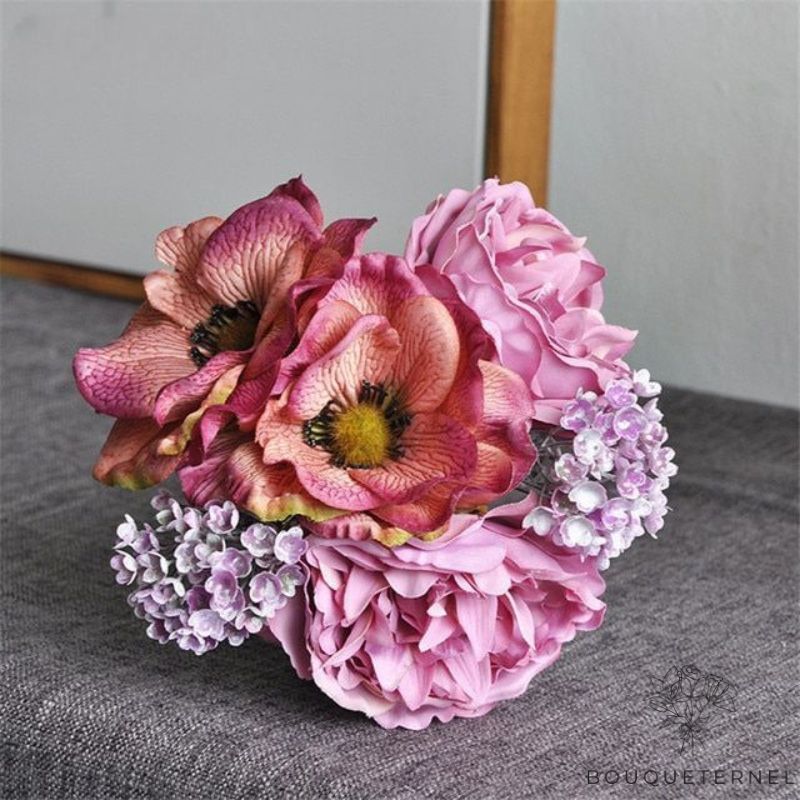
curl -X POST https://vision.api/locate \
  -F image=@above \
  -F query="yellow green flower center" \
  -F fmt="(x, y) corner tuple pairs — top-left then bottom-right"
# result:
(303, 381), (411, 469)
(332, 403), (392, 468)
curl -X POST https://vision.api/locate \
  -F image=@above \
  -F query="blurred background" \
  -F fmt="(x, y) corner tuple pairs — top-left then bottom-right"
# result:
(1, 0), (798, 407)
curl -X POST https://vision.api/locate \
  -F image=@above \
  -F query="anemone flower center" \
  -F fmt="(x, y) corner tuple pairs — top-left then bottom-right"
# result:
(303, 381), (411, 469)
(189, 301), (260, 367)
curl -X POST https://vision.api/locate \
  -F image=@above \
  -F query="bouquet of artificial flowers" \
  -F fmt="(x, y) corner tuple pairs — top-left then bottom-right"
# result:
(74, 177), (676, 729)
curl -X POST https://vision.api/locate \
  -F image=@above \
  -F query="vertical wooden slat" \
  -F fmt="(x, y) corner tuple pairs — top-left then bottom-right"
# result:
(486, 0), (556, 206)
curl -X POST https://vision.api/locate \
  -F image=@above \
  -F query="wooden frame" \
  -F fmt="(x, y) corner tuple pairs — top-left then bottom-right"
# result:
(0, 252), (144, 301)
(485, 0), (556, 206)
(2, 2), (557, 298)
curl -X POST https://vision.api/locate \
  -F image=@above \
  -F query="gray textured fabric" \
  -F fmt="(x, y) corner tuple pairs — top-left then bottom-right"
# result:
(1, 277), (798, 800)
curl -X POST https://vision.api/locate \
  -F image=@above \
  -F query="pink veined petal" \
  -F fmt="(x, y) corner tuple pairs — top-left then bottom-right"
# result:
(307, 513), (386, 542)
(455, 593), (498, 661)
(193, 316), (294, 450)
(73, 303), (195, 418)
(287, 315), (400, 419)
(153, 350), (248, 426)
(155, 216), (224, 270)
(226, 442), (338, 522)
(350, 413), (477, 505)
(147, 216), (223, 328)
(93, 417), (180, 489)
(322, 217), (377, 260)
(178, 429), (244, 505)
(268, 175), (324, 227)
(295, 455), (385, 513)
(196, 192), (321, 322)
(317, 253), (427, 319)
(390, 295), (461, 413)
(458, 442), (514, 506)
(277, 299), (362, 386)
(372, 483), (461, 535)
(429, 289), (495, 429)
(479, 359), (536, 423)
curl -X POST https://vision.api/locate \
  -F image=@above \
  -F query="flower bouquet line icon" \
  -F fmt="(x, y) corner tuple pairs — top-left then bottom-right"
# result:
(647, 664), (738, 754)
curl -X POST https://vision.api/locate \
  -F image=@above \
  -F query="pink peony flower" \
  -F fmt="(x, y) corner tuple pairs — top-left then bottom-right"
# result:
(268, 499), (606, 729)
(74, 178), (373, 489)
(188, 253), (536, 537)
(404, 179), (637, 424)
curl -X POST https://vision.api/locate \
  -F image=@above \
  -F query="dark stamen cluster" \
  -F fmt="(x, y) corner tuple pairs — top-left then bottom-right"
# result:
(189, 301), (260, 367)
(358, 380), (411, 447)
(302, 381), (412, 469)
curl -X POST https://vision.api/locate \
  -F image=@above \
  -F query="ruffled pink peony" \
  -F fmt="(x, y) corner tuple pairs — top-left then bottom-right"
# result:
(268, 498), (606, 729)
(196, 252), (536, 537)
(74, 178), (373, 489)
(405, 179), (637, 424)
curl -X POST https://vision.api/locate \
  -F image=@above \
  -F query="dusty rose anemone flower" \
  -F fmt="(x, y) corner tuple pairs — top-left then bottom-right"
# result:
(181, 253), (536, 540)
(73, 178), (374, 488)
(267, 499), (606, 730)
(405, 178), (637, 424)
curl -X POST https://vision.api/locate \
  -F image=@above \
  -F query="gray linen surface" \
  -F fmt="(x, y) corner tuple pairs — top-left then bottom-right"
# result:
(1, 278), (798, 799)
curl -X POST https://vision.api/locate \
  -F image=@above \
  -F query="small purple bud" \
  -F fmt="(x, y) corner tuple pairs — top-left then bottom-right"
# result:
(613, 405), (647, 441)
(210, 547), (253, 578)
(205, 501), (239, 534)
(189, 609), (226, 641)
(241, 523), (276, 558)
(273, 527), (307, 565)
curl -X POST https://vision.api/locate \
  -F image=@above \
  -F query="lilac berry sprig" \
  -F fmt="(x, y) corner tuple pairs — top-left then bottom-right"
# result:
(110, 492), (307, 655)
(524, 369), (677, 569)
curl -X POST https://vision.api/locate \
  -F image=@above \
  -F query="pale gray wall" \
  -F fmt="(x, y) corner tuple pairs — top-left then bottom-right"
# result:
(550, 0), (799, 408)
(3, 0), (798, 408)
(1, 0), (488, 267)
